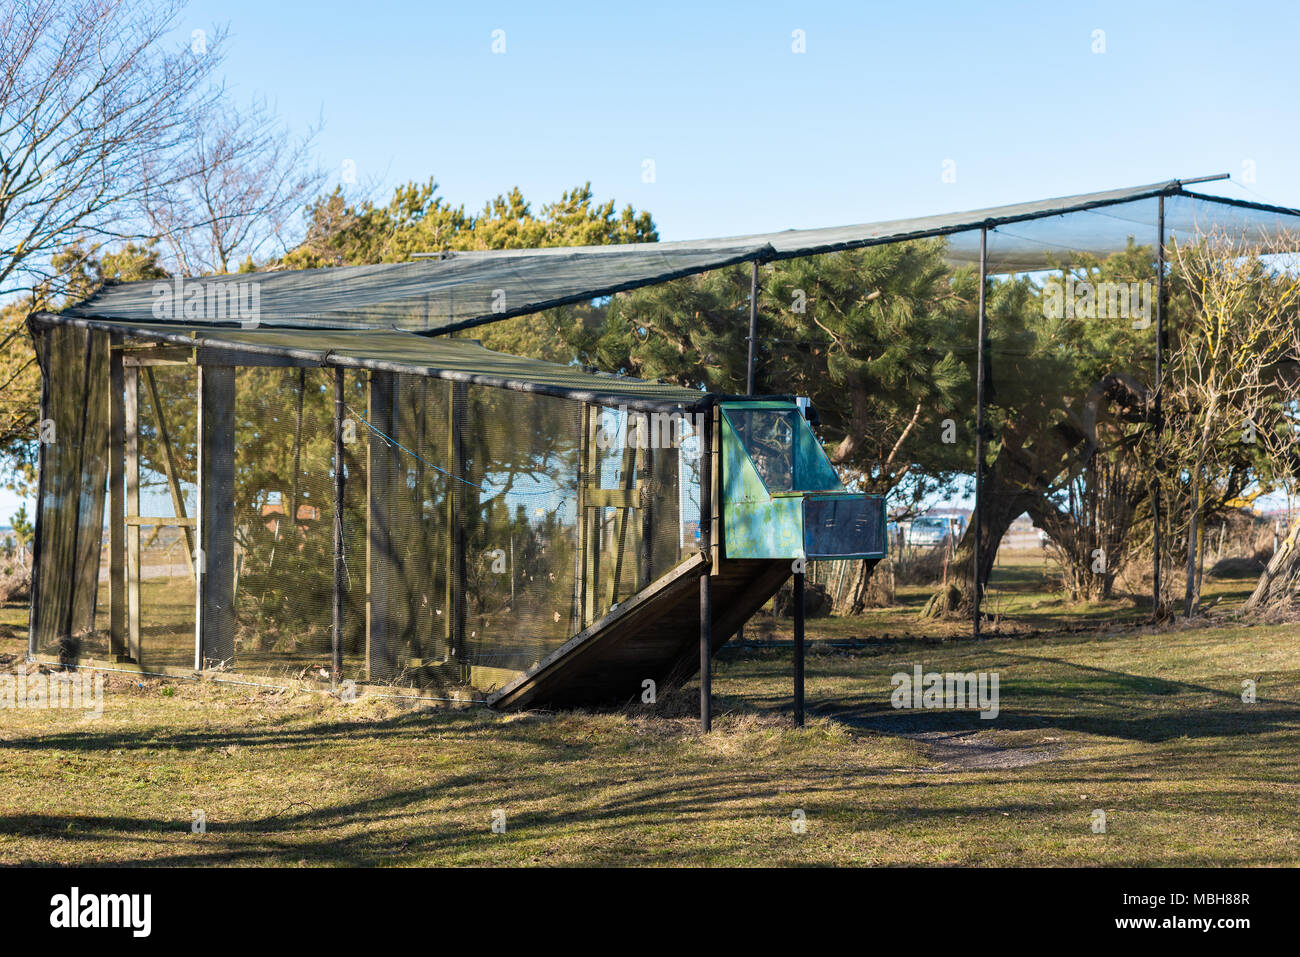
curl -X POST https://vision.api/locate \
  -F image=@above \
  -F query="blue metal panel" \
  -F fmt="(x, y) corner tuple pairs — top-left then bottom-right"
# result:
(724, 496), (806, 559)
(802, 494), (887, 559)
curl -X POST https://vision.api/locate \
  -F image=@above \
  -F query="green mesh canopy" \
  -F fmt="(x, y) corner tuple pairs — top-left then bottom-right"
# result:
(58, 178), (1300, 337)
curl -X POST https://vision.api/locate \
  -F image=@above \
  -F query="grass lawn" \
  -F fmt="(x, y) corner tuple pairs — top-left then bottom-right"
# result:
(2, 568), (1299, 867)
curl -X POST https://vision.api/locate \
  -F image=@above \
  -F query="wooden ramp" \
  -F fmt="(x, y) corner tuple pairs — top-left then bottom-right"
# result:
(488, 555), (791, 711)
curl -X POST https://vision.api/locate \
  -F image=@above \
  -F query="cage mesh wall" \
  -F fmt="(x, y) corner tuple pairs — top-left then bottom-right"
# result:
(458, 384), (581, 675)
(30, 321), (711, 697)
(357, 371), (457, 688)
(217, 366), (337, 678)
(31, 324), (110, 663)
(982, 218), (1161, 620)
(132, 361), (198, 669)
(180, 359), (703, 693)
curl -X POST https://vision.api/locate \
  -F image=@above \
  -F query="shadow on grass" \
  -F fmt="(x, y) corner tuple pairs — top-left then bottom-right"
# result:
(0, 761), (902, 867)
(0, 707), (581, 756)
(814, 702), (1300, 744)
(717, 642), (1300, 744)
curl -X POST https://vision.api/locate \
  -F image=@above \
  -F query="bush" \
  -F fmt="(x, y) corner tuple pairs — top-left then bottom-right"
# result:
(0, 565), (31, 603)
(891, 546), (953, 586)
(1208, 555), (1267, 579)
(774, 581), (832, 618)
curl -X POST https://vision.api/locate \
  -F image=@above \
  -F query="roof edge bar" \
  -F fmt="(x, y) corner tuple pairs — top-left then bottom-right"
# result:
(1175, 188), (1300, 220)
(30, 311), (705, 414)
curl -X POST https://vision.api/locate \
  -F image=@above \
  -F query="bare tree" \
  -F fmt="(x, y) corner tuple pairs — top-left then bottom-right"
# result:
(1161, 230), (1300, 615)
(0, 0), (225, 297)
(137, 97), (324, 275)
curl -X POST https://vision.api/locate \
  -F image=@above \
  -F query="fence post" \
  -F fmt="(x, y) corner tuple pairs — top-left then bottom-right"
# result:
(973, 226), (988, 638)
(333, 367), (345, 677)
(793, 568), (805, 727)
(699, 401), (713, 733)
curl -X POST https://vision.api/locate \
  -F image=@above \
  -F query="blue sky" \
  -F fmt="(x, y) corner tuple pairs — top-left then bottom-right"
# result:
(4, 0), (1298, 520)
(181, 0), (1299, 239)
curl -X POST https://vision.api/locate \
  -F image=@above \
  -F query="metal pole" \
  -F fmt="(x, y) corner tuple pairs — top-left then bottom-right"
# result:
(1153, 195), (1166, 621)
(739, 259), (760, 644)
(793, 568), (805, 726)
(699, 403), (713, 733)
(973, 226), (988, 639)
(1184, 485), (1198, 617)
(332, 368), (345, 677)
(746, 260), (759, 394)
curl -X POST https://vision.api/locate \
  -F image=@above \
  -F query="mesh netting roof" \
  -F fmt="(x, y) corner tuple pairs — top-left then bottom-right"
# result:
(56, 177), (1300, 337)
(36, 316), (709, 411)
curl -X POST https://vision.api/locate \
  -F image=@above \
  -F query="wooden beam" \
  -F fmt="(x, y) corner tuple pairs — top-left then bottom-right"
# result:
(197, 346), (318, 368)
(121, 345), (194, 367)
(586, 487), (637, 509)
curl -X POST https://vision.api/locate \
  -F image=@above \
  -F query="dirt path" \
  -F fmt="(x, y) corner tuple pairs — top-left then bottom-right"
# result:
(903, 728), (1066, 770)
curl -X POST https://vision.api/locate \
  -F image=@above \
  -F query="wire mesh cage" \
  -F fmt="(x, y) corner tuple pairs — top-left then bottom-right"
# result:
(27, 325), (711, 701)
(28, 177), (1300, 715)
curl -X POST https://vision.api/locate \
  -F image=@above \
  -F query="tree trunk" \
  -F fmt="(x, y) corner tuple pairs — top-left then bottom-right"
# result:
(920, 486), (1035, 619)
(1246, 513), (1300, 611)
(847, 559), (873, 615)
(1184, 484), (1200, 617)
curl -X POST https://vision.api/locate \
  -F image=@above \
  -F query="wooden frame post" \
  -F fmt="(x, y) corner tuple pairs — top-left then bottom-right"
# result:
(449, 380), (468, 670)
(366, 370), (397, 680)
(640, 443), (654, 590)
(580, 404), (601, 627)
(124, 363), (141, 662)
(445, 381), (457, 654)
(333, 367), (346, 677)
(197, 364), (236, 669)
(108, 334), (126, 660)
